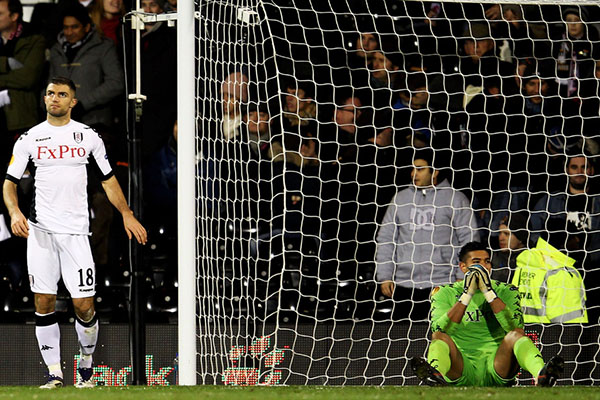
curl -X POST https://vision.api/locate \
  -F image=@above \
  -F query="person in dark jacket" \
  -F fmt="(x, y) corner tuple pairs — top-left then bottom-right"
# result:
(0, 0), (46, 174)
(48, 3), (124, 128)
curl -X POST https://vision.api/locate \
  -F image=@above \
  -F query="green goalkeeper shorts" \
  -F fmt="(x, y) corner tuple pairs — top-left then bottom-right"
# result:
(446, 350), (516, 387)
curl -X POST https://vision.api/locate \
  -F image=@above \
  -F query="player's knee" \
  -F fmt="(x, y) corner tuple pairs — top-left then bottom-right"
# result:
(34, 294), (56, 314)
(73, 298), (95, 322)
(432, 331), (452, 343)
(504, 328), (525, 345)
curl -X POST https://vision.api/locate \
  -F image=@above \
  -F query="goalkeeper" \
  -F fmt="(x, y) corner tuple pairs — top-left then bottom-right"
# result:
(412, 241), (563, 387)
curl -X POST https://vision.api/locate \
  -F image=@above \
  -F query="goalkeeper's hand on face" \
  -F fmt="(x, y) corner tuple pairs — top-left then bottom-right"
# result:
(468, 264), (497, 303)
(459, 269), (479, 306)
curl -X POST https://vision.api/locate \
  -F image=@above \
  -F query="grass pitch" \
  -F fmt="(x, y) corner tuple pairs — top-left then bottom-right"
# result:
(0, 386), (598, 400)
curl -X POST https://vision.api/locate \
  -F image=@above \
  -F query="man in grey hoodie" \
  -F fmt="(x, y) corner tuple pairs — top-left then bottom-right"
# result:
(376, 149), (479, 319)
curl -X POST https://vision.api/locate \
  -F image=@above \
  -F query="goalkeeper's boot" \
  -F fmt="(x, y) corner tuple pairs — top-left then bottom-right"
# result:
(75, 367), (95, 388)
(536, 355), (564, 387)
(39, 374), (64, 389)
(411, 357), (447, 386)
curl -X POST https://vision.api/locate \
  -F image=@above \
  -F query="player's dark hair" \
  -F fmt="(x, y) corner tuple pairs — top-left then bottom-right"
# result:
(49, 76), (77, 94)
(458, 241), (490, 263)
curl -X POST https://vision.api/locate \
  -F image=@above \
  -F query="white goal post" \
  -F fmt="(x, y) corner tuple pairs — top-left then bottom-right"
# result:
(179, 0), (600, 386)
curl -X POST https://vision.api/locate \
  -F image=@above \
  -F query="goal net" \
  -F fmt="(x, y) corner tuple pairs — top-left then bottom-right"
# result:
(193, 0), (600, 385)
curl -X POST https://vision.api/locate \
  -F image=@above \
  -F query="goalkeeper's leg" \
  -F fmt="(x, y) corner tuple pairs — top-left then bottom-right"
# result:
(429, 332), (464, 380)
(495, 328), (545, 380)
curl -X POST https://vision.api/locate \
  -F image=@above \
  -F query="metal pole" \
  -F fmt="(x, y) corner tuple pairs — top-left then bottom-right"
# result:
(128, 0), (147, 386)
(177, 0), (197, 386)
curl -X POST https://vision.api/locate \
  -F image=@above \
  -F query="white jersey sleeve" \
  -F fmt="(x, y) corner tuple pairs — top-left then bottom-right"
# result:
(6, 133), (32, 182)
(87, 127), (113, 179)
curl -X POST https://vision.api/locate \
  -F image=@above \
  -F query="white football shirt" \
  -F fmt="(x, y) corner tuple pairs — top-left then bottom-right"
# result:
(6, 120), (113, 234)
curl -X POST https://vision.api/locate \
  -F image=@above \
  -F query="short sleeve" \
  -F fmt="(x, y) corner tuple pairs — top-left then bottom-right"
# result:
(89, 129), (113, 179)
(5, 134), (31, 182)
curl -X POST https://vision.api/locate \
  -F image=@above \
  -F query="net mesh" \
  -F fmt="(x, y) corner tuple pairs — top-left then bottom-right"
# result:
(195, 0), (600, 385)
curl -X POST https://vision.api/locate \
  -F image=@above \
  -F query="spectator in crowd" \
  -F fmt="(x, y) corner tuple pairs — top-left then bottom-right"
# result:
(491, 213), (529, 283)
(90, 0), (126, 46)
(281, 78), (316, 133)
(49, 3), (124, 129)
(137, 0), (177, 158)
(220, 71), (248, 141)
(0, 0), (46, 180)
(437, 23), (518, 101)
(392, 71), (433, 148)
(531, 153), (600, 321)
(531, 153), (600, 266)
(551, 6), (599, 110)
(319, 91), (367, 165)
(376, 149), (479, 320)
(491, 4), (549, 61)
(368, 35), (404, 109)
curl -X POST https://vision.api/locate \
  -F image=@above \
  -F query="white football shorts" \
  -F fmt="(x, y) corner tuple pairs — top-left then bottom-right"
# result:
(27, 224), (96, 298)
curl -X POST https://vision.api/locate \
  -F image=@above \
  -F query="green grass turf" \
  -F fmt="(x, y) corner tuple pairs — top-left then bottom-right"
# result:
(0, 386), (598, 400)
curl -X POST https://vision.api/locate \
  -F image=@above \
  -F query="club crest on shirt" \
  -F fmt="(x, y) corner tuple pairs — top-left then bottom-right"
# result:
(73, 131), (83, 143)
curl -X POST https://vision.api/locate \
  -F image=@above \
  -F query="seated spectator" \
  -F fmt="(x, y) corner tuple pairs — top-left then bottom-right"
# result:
(220, 71), (249, 141)
(550, 6), (599, 106)
(392, 71), (433, 148)
(90, 0), (126, 46)
(494, 4), (549, 61)
(281, 79), (316, 132)
(367, 35), (404, 109)
(491, 213), (529, 282)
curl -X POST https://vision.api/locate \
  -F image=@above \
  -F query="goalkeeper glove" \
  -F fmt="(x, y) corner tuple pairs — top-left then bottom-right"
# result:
(468, 264), (497, 303)
(459, 269), (478, 306)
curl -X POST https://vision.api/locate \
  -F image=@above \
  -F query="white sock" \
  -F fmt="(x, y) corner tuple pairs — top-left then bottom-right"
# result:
(35, 312), (62, 378)
(75, 313), (98, 368)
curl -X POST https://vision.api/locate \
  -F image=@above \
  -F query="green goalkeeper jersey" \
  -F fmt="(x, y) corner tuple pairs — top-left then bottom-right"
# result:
(430, 280), (524, 359)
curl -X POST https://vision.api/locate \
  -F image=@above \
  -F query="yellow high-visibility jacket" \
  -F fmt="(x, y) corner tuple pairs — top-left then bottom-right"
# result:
(511, 238), (588, 323)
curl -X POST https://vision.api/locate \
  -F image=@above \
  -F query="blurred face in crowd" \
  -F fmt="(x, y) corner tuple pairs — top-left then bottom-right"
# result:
(464, 38), (494, 61)
(63, 16), (91, 44)
(0, 0), (18, 36)
(104, 0), (124, 18)
(371, 51), (398, 81)
(565, 13), (584, 38)
(459, 250), (492, 274)
(284, 87), (312, 114)
(355, 33), (378, 61)
(334, 96), (362, 129)
(410, 86), (428, 109)
(246, 110), (270, 136)
(523, 78), (542, 104)
(567, 156), (594, 192)
(221, 72), (248, 117)
(411, 159), (438, 188)
(142, 0), (163, 14)
(498, 223), (524, 251)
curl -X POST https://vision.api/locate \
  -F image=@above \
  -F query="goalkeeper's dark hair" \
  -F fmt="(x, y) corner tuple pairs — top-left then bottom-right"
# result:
(458, 241), (490, 262)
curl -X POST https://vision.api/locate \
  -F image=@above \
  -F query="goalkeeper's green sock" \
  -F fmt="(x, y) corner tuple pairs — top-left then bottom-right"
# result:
(513, 336), (545, 377)
(427, 339), (451, 376)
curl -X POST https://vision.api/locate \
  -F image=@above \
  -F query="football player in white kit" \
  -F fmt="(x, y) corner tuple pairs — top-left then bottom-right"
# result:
(3, 77), (147, 389)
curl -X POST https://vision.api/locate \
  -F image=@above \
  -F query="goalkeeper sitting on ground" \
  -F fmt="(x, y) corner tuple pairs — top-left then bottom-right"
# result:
(412, 241), (563, 387)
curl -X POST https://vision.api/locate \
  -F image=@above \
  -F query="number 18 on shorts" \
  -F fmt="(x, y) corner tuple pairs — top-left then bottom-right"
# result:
(27, 225), (96, 298)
